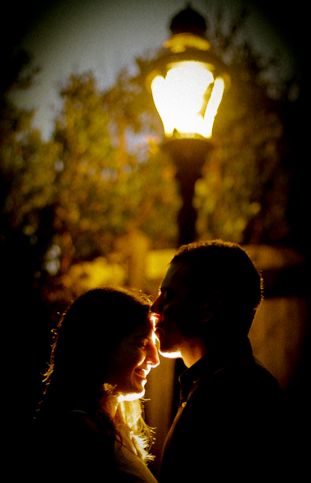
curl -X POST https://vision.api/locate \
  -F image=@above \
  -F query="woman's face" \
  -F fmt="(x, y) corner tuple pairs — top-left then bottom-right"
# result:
(107, 319), (159, 399)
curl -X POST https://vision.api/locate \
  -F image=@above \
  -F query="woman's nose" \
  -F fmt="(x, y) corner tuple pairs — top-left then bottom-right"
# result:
(148, 340), (160, 368)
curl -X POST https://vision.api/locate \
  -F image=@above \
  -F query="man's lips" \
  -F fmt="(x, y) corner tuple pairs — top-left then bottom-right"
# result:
(155, 326), (163, 336)
(150, 312), (161, 326)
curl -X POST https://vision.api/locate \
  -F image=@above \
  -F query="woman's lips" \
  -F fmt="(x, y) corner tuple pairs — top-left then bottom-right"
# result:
(135, 368), (149, 379)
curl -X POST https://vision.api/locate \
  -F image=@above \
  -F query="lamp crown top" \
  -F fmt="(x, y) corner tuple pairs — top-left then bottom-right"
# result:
(169, 3), (207, 37)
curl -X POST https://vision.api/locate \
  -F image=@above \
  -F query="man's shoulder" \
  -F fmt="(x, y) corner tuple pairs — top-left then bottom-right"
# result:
(190, 359), (284, 408)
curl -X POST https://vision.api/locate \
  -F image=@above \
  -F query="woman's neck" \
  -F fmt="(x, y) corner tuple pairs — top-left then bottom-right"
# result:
(101, 393), (119, 418)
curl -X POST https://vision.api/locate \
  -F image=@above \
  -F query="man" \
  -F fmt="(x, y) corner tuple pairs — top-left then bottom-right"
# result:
(151, 240), (294, 482)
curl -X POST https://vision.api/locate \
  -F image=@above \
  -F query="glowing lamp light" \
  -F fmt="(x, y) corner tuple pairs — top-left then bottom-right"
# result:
(146, 5), (229, 142)
(151, 60), (225, 139)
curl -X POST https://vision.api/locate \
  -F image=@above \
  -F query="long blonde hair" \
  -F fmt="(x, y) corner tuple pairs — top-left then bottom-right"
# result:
(116, 399), (155, 462)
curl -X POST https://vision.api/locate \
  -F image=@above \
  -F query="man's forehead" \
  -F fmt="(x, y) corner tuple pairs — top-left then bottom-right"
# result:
(161, 261), (192, 288)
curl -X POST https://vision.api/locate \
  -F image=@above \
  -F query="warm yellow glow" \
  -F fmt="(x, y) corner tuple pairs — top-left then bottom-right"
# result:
(163, 32), (210, 53)
(151, 61), (225, 139)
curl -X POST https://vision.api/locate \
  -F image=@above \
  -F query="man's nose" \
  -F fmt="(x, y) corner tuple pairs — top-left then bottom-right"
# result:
(151, 294), (160, 313)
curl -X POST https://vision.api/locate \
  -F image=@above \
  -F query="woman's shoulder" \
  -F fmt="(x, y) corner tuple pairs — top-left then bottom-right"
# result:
(115, 443), (158, 482)
(33, 407), (114, 451)
(31, 408), (116, 478)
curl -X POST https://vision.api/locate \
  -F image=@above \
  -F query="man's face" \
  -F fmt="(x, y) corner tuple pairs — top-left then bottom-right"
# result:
(151, 261), (195, 358)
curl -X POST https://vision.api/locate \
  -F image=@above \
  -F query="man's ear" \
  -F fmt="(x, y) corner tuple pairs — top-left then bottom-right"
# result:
(195, 302), (212, 326)
(195, 296), (224, 329)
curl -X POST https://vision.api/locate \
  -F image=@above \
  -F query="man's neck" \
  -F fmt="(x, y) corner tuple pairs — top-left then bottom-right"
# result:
(180, 338), (207, 368)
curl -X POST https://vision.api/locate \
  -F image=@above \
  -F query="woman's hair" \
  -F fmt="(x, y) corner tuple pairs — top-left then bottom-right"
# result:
(39, 286), (155, 462)
(43, 286), (150, 392)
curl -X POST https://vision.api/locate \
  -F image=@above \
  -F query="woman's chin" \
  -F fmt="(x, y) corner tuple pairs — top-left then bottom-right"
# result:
(118, 389), (145, 402)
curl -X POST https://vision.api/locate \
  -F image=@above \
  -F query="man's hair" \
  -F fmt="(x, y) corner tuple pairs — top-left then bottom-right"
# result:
(171, 239), (263, 336)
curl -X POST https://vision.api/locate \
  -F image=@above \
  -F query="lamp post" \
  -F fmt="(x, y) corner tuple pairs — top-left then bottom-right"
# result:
(146, 4), (229, 245)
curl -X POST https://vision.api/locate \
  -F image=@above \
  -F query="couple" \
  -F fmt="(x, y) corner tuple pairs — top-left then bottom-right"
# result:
(32, 240), (293, 481)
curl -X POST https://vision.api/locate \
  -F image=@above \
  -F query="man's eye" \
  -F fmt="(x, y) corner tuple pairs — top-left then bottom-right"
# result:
(162, 290), (172, 302)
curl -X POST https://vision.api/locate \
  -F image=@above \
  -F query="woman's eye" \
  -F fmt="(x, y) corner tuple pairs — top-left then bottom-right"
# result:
(138, 339), (148, 349)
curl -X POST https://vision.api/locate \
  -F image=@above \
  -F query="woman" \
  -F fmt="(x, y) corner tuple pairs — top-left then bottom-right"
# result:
(32, 286), (160, 482)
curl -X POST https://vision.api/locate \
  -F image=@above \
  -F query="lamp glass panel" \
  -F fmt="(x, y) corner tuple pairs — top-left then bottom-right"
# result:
(151, 61), (224, 138)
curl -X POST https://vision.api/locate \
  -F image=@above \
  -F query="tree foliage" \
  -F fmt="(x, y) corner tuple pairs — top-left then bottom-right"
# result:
(0, 58), (59, 294)
(49, 71), (178, 278)
(195, 50), (290, 242)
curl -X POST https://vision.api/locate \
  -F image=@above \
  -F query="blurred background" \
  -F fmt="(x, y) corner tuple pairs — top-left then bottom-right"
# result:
(2, 0), (309, 470)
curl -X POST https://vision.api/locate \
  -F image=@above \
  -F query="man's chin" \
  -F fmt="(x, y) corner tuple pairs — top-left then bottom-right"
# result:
(159, 348), (182, 359)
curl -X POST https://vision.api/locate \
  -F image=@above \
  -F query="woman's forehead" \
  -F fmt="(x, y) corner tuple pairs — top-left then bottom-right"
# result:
(131, 319), (154, 336)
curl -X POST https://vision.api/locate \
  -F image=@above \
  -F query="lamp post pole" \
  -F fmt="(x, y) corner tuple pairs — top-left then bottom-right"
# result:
(164, 138), (211, 245)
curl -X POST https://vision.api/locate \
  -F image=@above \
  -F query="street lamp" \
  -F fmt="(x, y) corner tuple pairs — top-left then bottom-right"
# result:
(146, 4), (229, 245)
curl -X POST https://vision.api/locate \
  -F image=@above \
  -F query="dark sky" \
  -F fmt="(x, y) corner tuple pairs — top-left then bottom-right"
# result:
(2, 0), (305, 52)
